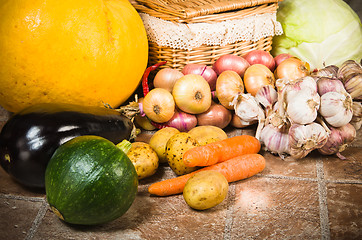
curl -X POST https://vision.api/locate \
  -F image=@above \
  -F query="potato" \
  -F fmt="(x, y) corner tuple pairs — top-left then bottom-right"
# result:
(165, 132), (199, 175)
(127, 142), (159, 179)
(188, 125), (228, 145)
(183, 170), (228, 210)
(149, 127), (180, 163)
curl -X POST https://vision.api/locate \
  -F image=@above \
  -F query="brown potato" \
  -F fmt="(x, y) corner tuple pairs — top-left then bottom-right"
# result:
(127, 142), (159, 179)
(183, 170), (228, 210)
(165, 132), (199, 175)
(149, 127), (180, 163)
(188, 125), (228, 145)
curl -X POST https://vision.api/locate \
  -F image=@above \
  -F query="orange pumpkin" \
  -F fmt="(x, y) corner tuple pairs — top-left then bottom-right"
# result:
(0, 0), (148, 112)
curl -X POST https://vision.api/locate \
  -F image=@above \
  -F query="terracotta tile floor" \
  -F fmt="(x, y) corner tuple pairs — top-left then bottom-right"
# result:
(0, 106), (361, 240)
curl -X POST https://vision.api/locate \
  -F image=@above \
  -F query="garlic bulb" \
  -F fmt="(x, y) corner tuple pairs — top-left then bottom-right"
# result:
(255, 85), (278, 110)
(260, 124), (290, 157)
(343, 73), (362, 100)
(277, 76), (318, 102)
(311, 65), (339, 78)
(319, 91), (353, 127)
(316, 77), (346, 96)
(318, 123), (356, 160)
(289, 122), (329, 159)
(286, 88), (320, 125)
(232, 93), (265, 139)
(337, 60), (362, 100)
(350, 101), (362, 130)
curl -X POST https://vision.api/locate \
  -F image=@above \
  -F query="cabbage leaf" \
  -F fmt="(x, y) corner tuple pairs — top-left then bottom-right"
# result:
(271, 0), (362, 70)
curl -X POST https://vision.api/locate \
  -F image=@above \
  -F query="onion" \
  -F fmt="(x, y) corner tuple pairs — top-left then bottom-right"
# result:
(274, 53), (293, 67)
(215, 70), (244, 110)
(134, 97), (156, 130)
(182, 64), (217, 90)
(172, 74), (212, 114)
(318, 123), (356, 159)
(153, 68), (184, 92)
(274, 57), (310, 81)
(143, 88), (175, 123)
(196, 101), (232, 129)
(243, 64), (275, 96)
(164, 109), (197, 132)
(243, 50), (276, 71)
(230, 113), (256, 128)
(212, 54), (250, 77)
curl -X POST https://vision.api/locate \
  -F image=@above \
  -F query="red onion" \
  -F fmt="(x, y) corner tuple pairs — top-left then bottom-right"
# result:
(318, 123), (356, 159)
(243, 50), (276, 71)
(182, 64), (217, 90)
(196, 102), (232, 129)
(316, 77), (346, 96)
(274, 53), (293, 67)
(212, 54), (250, 77)
(163, 109), (197, 132)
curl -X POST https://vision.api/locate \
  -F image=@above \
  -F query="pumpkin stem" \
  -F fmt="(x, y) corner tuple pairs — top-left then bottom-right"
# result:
(116, 140), (132, 154)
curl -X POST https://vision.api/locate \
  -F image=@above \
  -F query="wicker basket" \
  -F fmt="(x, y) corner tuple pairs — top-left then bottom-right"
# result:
(130, 0), (282, 70)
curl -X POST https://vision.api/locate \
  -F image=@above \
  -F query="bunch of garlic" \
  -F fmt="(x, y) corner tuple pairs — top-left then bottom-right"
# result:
(233, 59), (361, 160)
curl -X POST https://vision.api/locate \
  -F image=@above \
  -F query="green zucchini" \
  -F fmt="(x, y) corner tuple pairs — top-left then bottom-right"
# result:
(45, 135), (138, 225)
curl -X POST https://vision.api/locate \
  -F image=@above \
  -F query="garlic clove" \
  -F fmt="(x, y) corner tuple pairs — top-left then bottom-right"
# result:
(288, 122), (329, 159)
(286, 88), (320, 125)
(319, 91), (353, 127)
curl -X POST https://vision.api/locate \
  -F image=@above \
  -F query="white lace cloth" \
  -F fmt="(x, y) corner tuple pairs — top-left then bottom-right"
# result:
(140, 12), (283, 50)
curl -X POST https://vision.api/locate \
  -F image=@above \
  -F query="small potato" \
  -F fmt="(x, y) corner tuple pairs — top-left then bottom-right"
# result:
(127, 142), (159, 179)
(183, 170), (228, 210)
(149, 127), (180, 163)
(165, 132), (199, 175)
(188, 125), (228, 145)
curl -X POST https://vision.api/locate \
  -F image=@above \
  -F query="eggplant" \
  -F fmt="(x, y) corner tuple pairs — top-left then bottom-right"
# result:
(0, 103), (134, 188)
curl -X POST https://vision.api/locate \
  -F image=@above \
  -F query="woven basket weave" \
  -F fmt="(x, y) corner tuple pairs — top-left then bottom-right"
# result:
(130, 0), (281, 70)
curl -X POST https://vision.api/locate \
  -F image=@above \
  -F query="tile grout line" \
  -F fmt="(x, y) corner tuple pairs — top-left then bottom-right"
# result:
(24, 200), (49, 240)
(222, 183), (236, 240)
(0, 193), (45, 202)
(316, 159), (331, 240)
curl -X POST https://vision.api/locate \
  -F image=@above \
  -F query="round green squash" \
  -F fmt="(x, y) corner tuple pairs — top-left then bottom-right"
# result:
(45, 135), (138, 225)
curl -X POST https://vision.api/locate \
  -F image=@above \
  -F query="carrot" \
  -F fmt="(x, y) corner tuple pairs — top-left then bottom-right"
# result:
(183, 135), (261, 167)
(148, 153), (265, 196)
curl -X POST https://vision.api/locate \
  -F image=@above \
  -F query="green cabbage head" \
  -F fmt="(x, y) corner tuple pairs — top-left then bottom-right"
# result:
(271, 0), (362, 70)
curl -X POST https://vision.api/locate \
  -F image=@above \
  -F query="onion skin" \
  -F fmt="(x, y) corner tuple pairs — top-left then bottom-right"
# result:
(274, 57), (310, 81)
(318, 123), (356, 158)
(182, 64), (217, 91)
(231, 114), (256, 128)
(153, 68), (184, 92)
(143, 88), (175, 123)
(215, 70), (244, 110)
(164, 110), (197, 132)
(243, 50), (276, 71)
(196, 102), (232, 129)
(243, 64), (275, 96)
(212, 54), (250, 77)
(172, 74), (212, 114)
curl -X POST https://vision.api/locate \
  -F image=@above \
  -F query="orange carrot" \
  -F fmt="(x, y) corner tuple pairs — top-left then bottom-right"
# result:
(148, 153), (265, 196)
(183, 135), (261, 167)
